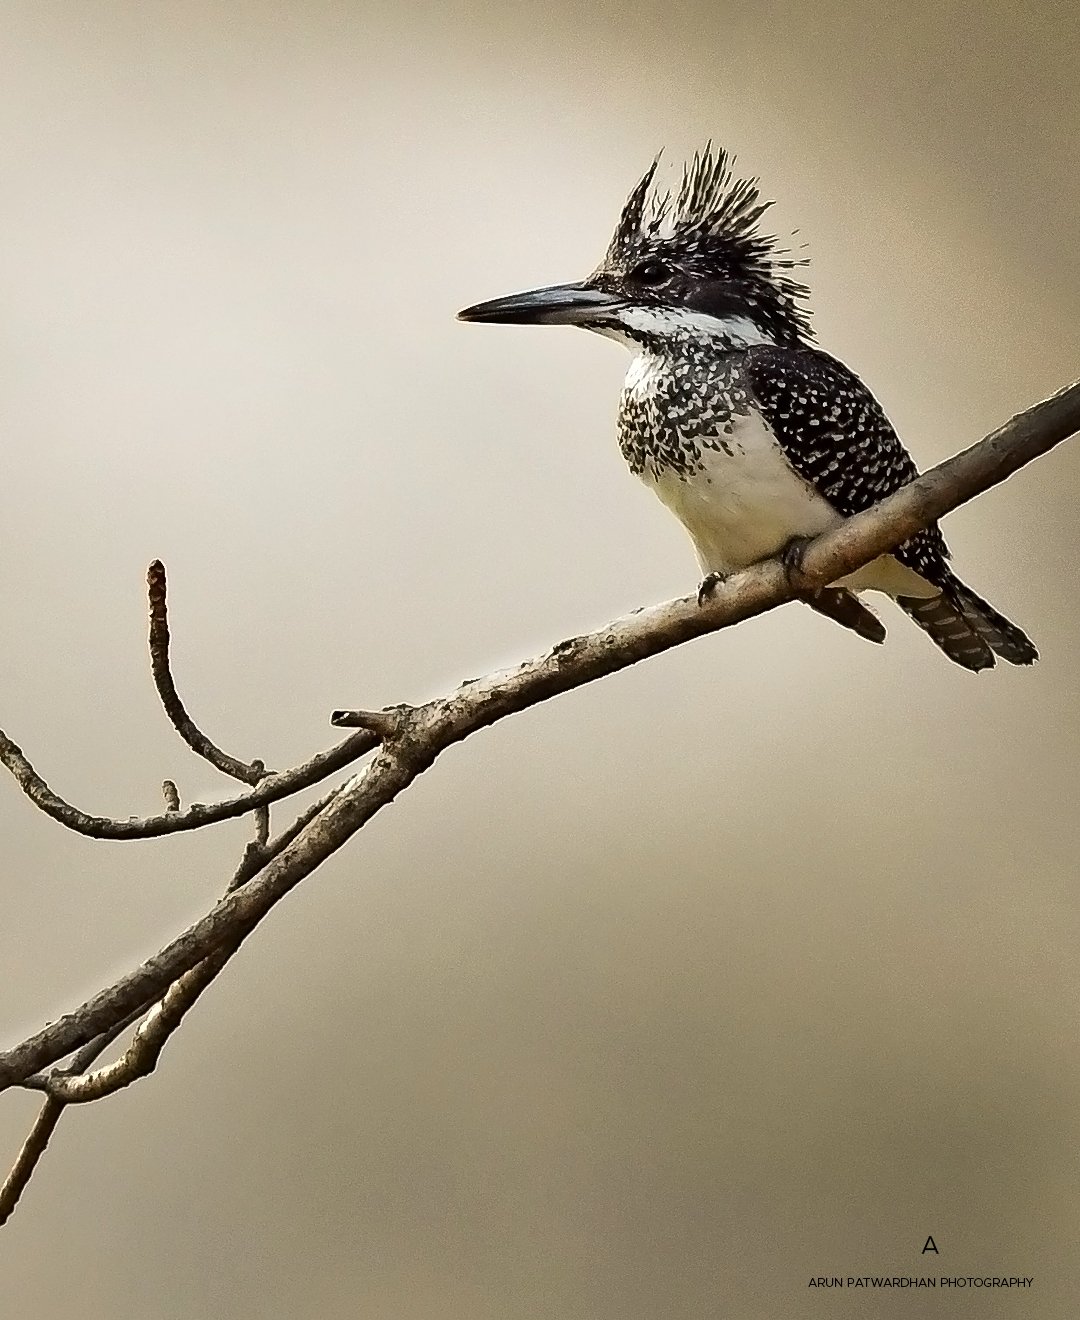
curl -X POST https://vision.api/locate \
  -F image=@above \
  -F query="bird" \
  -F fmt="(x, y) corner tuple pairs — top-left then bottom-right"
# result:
(457, 145), (1037, 671)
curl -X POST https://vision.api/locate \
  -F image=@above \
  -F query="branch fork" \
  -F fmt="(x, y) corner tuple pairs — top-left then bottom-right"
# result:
(1, 376), (1078, 1224)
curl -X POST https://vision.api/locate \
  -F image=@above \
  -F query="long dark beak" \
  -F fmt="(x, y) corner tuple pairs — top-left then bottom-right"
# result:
(457, 281), (623, 326)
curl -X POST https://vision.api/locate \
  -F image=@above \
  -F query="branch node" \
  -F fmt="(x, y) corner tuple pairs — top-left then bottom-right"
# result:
(162, 780), (181, 813)
(329, 705), (414, 738)
(552, 636), (584, 662)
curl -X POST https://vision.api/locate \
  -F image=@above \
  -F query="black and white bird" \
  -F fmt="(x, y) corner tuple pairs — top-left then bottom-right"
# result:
(458, 146), (1037, 671)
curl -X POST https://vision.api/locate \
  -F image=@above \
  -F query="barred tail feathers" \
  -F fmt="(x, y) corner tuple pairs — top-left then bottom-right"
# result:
(809, 587), (887, 645)
(897, 576), (1037, 671)
(896, 593), (994, 671)
(951, 581), (1038, 666)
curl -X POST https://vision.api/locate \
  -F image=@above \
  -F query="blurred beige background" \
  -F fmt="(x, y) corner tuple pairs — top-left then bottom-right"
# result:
(1, 2), (1078, 1316)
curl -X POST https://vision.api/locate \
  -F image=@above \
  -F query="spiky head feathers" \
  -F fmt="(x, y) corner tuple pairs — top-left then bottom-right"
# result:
(596, 144), (814, 345)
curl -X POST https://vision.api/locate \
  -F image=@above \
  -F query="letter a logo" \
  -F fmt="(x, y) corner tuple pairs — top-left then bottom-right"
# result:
(921, 1236), (939, 1254)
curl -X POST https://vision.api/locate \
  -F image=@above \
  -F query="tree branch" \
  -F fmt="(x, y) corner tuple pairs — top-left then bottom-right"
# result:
(10, 374), (1068, 848)
(21, 942), (239, 1103)
(0, 1099), (65, 1226)
(0, 377), (1075, 1099)
(146, 560), (270, 786)
(0, 558), (328, 1217)
(0, 725), (377, 839)
(0, 1005), (145, 1225)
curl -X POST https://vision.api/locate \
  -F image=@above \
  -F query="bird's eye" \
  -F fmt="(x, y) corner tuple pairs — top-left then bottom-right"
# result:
(630, 259), (671, 286)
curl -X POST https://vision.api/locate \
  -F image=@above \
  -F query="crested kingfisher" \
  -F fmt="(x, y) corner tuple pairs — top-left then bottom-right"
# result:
(457, 146), (1037, 671)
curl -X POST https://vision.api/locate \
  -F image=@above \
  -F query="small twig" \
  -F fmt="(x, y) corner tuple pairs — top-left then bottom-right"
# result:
(8, 571), (286, 1106)
(0, 1100), (64, 1227)
(0, 799), (295, 1218)
(1, 567), (286, 1204)
(253, 804), (270, 846)
(56, 1008), (148, 1075)
(147, 561), (267, 786)
(0, 763), (299, 1211)
(0, 726), (378, 839)
(0, 951), (242, 1221)
(12, 792), (317, 1121)
(24, 943), (238, 1104)
(0, 747), (400, 1090)
(228, 788), (339, 892)
(1, 648), (287, 1213)
(0, 1005), (145, 1225)
(328, 706), (412, 736)
(0, 553), (370, 1213)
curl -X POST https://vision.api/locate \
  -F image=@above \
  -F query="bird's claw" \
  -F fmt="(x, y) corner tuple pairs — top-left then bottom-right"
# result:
(697, 571), (726, 606)
(780, 536), (817, 595)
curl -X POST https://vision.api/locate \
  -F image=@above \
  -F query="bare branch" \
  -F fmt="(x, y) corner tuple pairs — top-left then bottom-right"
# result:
(1, 941), (243, 1227)
(0, 559), (383, 839)
(0, 1100), (64, 1226)
(253, 802), (270, 846)
(0, 777), (309, 1213)
(0, 550), (365, 1209)
(0, 550), (303, 1211)
(146, 561), (267, 785)
(0, 1005), (145, 1224)
(0, 775), (301, 1214)
(0, 748), (406, 1089)
(24, 942), (238, 1104)
(228, 788), (341, 892)
(11, 788), (349, 1121)
(1, 376), (1078, 1100)
(327, 706), (413, 737)
(0, 726), (377, 839)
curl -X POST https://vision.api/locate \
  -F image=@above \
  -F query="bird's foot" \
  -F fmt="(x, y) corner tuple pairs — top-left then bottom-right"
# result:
(697, 571), (727, 607)
(780, 536), (817, 595)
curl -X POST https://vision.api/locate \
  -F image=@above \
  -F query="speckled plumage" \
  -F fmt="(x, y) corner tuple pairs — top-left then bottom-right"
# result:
(612, 328), (923, 583)
(458, 144), (1039, 670)
(603, 147), (814, 347)
(740, 345), (950, 589)
(617, 343), (751, 480)
(598, 149), (1037, 670)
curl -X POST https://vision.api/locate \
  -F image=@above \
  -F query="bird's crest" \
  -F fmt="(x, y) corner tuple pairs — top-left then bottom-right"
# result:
(605, 143), (814, 341)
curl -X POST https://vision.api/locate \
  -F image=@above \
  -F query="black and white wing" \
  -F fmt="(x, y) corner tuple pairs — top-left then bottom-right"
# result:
(743, 344), (1037, 670)
(743, 343), (951, 588)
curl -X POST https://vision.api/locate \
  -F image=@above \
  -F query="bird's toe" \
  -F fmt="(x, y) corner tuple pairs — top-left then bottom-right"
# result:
(780, 536), (816, 594)
(697, 571), (726, 606)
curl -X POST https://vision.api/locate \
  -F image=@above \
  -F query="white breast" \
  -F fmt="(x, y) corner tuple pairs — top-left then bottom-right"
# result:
(622, 351), (936, 600)
(643, 409), (841, 575)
